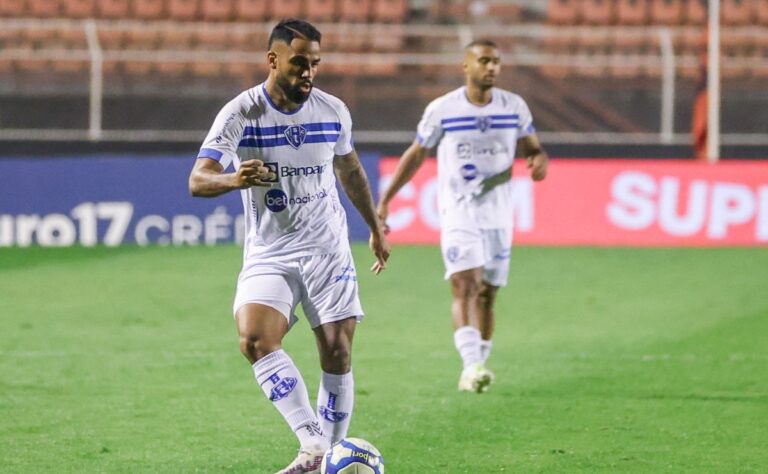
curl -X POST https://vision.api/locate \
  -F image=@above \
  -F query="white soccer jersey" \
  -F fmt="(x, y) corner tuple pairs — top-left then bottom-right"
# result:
(198, 83), (355, 261)
(416, 86), (536, 230)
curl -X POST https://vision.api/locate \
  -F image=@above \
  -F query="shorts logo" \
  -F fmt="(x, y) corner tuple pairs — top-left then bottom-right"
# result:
(460, 164), (478, 181)
(333, 266), (356, 283)
(267, 372), (298, 401)
(446, 246), (460, 263)
(476, 116), (493, 132)
(457, 143), (472, 160)
(319, 392), (349, 423)
(265, 189), (288, 212)
(284, 124), (307, 149)
(494, 249), (511, 260)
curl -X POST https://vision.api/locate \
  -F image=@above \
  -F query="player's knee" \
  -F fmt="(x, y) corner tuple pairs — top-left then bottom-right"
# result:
(320, 344), (352, 373)
(239, 335), (281, 362)
(478, 285), (497, 309)
(451, 275), (480, 299)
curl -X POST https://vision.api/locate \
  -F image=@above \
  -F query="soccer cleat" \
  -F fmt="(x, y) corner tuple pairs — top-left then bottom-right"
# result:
(274, 448), (325, 474)
(458, 363), (495, 393)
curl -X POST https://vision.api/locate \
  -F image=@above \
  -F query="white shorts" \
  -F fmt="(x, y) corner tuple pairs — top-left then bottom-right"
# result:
(232, 249), (364, 330)
(441, 227), (513, 287)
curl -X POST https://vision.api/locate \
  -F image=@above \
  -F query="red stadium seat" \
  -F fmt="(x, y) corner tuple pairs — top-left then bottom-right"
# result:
(650, 0), (683, 25)
(97, 0), (129, 17)
(305, 0), (336, 22)
(168, 0), (199, 19)
(580, 0), (614, 25)
(546, 0), (580, 25)
(234, 0), (268, 21)
(338, 0), (370, 22)
(201, 0), (233, 20)
(372, 0), (407, 23)
(0, 0), (27, 16)
(270, 0), (302, 19)
(616, 0), (649, 25)
(132, 0), (164, 19)
(63, 0), (96, 17)
(28, 0), (61, 17)
(721, 0), (752, 25)
(685, 0), (705, 25)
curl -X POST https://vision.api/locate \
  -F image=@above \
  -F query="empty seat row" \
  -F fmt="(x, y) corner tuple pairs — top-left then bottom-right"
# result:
(0, 0), (407, 22)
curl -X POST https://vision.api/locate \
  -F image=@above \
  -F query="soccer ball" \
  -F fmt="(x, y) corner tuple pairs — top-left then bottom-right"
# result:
(320, 438), (385, 474)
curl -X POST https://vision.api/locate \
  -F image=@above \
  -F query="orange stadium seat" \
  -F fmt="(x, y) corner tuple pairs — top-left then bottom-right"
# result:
(372, 0), (407, 22)
(168, 0), (199, 19)
(0, 0), (27, 16)
(63, 0), (96, 17)
(722, 0), (752, 25)
(650, 0), (683, 24)
(580, 0), (614, 25)
(575, 29), (610, 76)
(132, 0), (164, 19)
(616, 0), (649, 25)
(201, 0), (233, 20)
(157, 30), (193, 75)
(234, 0), (268, 21)
(192, 28), (226, 76)
(540, 31), (575, 77)
(97, 0), (129, 17)
(759, 0), (768, 25)
(338, 0), (370, 22)
(685, 0), (705, 25)
(124, 29), (158, 74)
(721, 29), (751, 77)
(28, 0), (61, 16)
(546, 0), (580, 25)
(270, 0), (302, 19)
(609, 29), (645, 77)
(486, 0), (521, 22)
(305, 0), (336, 22)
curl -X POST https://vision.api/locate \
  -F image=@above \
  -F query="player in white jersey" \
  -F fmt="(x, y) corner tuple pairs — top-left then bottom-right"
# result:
(188, 19), (390, 474)
(378, 39), (548, 394)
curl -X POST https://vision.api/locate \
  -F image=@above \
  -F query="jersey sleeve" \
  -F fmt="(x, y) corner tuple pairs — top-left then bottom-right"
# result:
(415, 100), (444, 148)
(517, 97), (536, 139)
(197, 100), (246, 170)
(334, 103), (355, 156)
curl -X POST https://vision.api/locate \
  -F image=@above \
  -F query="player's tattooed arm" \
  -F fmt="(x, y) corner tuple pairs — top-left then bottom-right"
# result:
(334, 150), (391, 274)
(189, 158), (275, 197)
(518, 134), (548, 181)
(376, 141), (430, 232)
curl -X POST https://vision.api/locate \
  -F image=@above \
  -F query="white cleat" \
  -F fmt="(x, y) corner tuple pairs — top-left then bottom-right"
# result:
(274, 448), (326, 474)
(458, 363), (495, 393)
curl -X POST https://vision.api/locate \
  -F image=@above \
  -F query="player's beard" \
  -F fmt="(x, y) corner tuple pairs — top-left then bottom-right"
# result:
(277, 74), (312, 104)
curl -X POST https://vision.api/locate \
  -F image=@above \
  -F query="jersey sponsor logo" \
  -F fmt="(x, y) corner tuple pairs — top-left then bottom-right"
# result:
(476, 116), (493, 132)
(457, 143), (472, 160)
(214, 112), (237, 144)
(263, 162), (279, 183)
(333, 266), (357, 283)
(319, 392), (349, 423)
(460, 163), (478, 181)
(446, 246), (460, 263)
(263, 162), (326, 182)
(265, 189), (289, 212)
(284, 124), (308, 149)
(267, 373), (298, 401)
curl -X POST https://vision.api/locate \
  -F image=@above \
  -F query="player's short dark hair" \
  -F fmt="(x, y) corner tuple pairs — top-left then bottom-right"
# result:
(268, 19), (322, 49)
(465, 39), (498, 50)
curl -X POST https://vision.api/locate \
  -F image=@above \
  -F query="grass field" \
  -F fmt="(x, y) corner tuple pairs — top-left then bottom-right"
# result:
(1, 244), (767, 473)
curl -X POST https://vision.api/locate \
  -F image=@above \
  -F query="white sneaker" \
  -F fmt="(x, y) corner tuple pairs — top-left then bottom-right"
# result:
(274, 448), (326, 474)
(458, 363), (495, 393)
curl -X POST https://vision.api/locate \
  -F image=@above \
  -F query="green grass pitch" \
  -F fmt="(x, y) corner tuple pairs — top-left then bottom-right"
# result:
(1, 245), (766, 473)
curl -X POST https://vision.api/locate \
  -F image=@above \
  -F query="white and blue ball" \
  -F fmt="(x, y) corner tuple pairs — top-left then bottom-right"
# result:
(320, 438), (384, 474)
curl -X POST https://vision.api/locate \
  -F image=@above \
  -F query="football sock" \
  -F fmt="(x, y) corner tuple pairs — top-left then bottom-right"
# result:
(316, 370), (354, 445)
(454, 326), (483, 369)
(252, 349), (327, 450)
(480, 339), (493, 364)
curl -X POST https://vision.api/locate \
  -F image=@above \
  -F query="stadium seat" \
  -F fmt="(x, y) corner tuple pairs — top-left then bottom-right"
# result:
(305, 0), (335, 21)
(97, 0), (129, 18)
(132, 0), (164, 19)
(124, 29), (158, 74)
(575, 29), (610, 76)
(616, 0), (649, 25)
(685, 0), (705, 25)
(234, 0), (268, 21)
(722, 0), (752, 25)
(580, 0), (614, 25)
(201, 0), (233, 20)
(270, 0), (302, 19)
(0, 0), (27, 16)
(609, 30), (645, 77)
(650, 0), (683, 25)
(721, 29), (751, 77)
(28, 0), (61, 17)
(539, 31), (575, 77)
(63, 0), (96, 17)
(192, 27), (226, 76)
(485, 0), (522, 23)
(759, 0), (768, 26)
(168, 0), (199, 19)
(546, 0), (580, 25)
(157, 30), (193, 75)
(372, 0), (407, 23)
(338, 0), (370, 22)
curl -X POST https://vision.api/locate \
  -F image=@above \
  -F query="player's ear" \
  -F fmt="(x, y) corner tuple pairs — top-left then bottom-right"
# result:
(267, 51), (278, 70)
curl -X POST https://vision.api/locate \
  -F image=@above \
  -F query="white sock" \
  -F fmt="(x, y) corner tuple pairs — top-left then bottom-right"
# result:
(252, 349), (327, 450)
(316, 370), (354, 445)
(454, 326), (483, 369)
(480, 339), (493, 364)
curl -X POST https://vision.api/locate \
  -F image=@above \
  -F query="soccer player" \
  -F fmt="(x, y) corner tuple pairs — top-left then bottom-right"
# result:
(188, 19), (390, 474)
(377, 39), (548, 394)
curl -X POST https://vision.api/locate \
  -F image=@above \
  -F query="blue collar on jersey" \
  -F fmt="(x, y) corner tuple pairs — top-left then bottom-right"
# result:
(262, 84), (305, 115)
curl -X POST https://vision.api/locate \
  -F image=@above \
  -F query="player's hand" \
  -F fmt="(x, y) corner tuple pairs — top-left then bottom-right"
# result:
(527, 153), (548, 181)
(376, 202), (391, 234)
(236, 159), (275, 188)
(369, 229), (391, 275)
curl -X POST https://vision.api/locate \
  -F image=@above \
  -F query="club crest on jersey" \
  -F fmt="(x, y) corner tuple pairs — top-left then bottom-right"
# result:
(268, 372), (298, 401)
(476, 116), (493, 132)
(284, 124), (307, 149)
